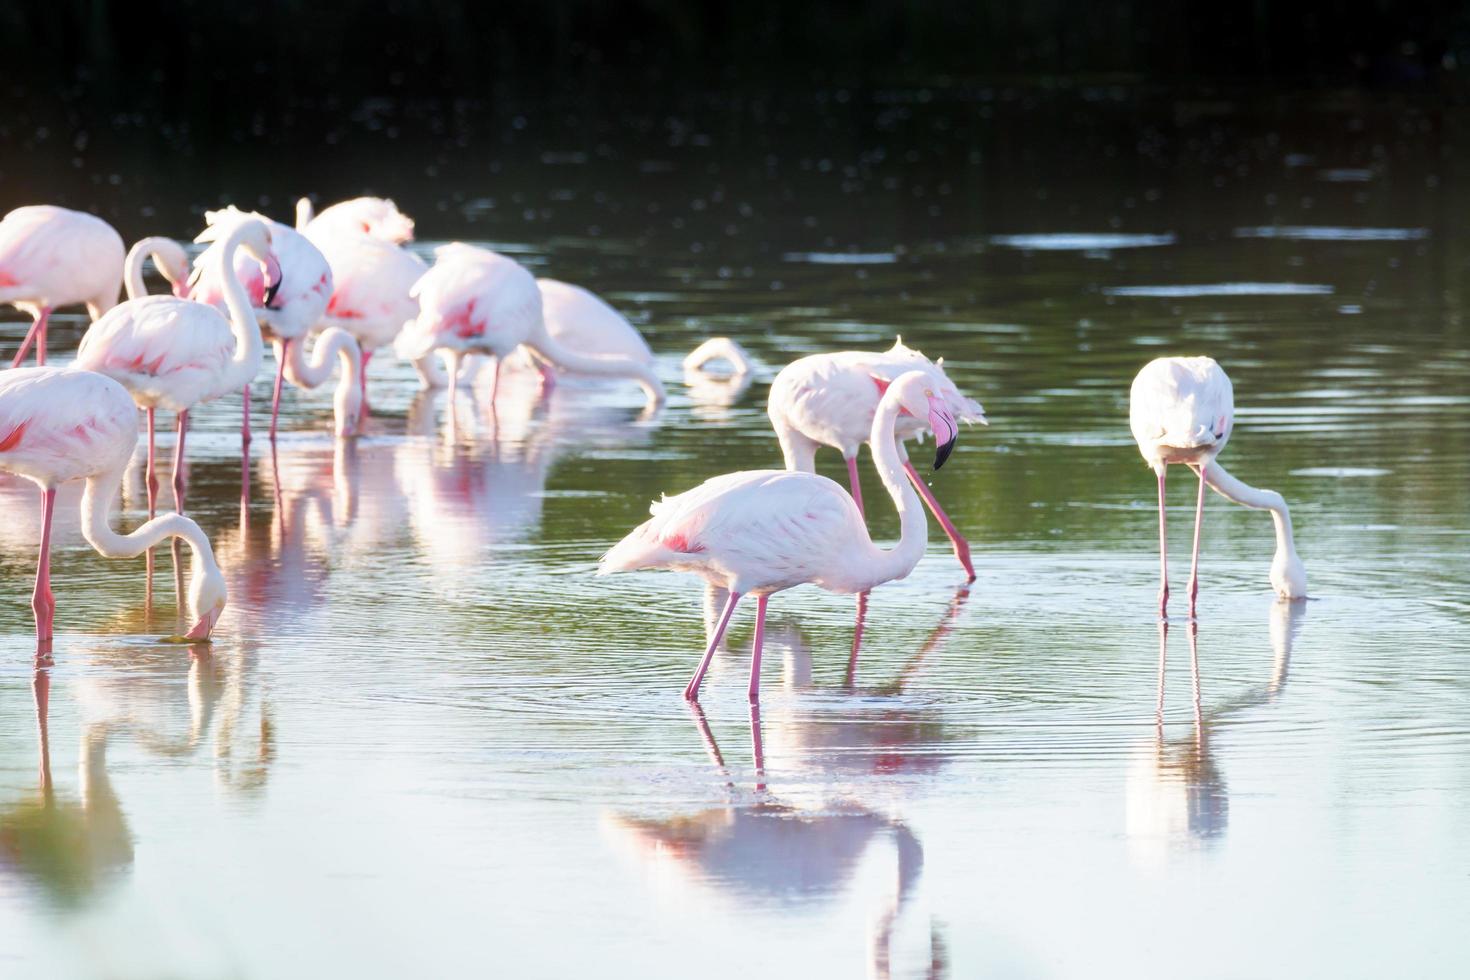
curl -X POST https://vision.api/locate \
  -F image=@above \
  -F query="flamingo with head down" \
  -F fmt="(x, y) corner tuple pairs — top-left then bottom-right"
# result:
(0, 206), (125, 367)
(600, 370), (959, 702)
(1129, 355), (1307, 619)
(767, 337), (987, 582)
(190, 207), (361, 440)
(76, 221), (279, 528)
(396, 244), (664, 410)
(0, 367), (229, 648)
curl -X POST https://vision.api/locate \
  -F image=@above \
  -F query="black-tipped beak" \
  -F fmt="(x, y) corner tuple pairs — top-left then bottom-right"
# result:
(933, 431), (957, 471)
(263, 278), (282, 309)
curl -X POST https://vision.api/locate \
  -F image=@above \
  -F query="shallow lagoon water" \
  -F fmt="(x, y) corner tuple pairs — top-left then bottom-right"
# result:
(2, 88), (1469, 977)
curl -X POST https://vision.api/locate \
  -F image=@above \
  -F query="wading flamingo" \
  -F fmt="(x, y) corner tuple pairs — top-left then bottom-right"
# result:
(600, 370), (958, 702)
(191, 207), (359, 439)
(76, 222), (279, 526)
(1129, 355), (1307, 619)
(0, 206), (125, 367)
(122, 237), (192, 301)
(296, 196), (414, 244)
(767, 338), (986, 581)
(0, 367), (229, 647)
(395, 245), (664, 409)
(301, 227), (426, 413)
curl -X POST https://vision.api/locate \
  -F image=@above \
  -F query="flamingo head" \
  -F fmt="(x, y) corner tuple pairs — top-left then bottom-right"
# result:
(183, 560), (228, 642)
(230, 219), (283, 308)
(1270, 550), (1308, 600)
(885, 370), (960, 470)
(146, 238), (193, 297)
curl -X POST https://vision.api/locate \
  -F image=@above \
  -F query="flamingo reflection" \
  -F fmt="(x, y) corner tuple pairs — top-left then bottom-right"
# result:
(1126, 601), (1305, 857)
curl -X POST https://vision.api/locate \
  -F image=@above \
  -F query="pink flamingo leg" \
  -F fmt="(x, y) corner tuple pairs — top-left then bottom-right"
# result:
(145, 408), (159, 583)
(1186, 464), (1207, 618)
(747, 594), (769, 703)
(269, 339), (290, 442)
(749, 703), (765, 790)
(685, 590), (741, 701)
(902, 460), (976, 582)
(32, 487), (56, 647)
(241, 385), (252, 445)
(487, 356), (502, 404)
(10, 307), (50, 368)
(1156, 467), (1169, 618)
(845, 455), (865, 517)
(170, 411), (190, 582)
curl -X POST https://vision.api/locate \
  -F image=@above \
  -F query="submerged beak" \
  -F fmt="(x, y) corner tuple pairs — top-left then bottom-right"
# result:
(183, 605), (222, 642)
(262, 255), (284, 309)
(928, 404), (959, 471)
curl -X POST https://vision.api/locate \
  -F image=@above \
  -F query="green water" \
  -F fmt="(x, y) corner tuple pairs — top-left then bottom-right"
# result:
(1, 86), (1468, 977)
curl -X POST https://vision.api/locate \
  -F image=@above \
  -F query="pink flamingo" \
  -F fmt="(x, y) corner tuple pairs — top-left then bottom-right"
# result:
(76, 221), (279, 525)
(0, 206), (125, 367)
(191, 207), (359, 440)
(767, 337), (986, 581)
(301, 226), (426, 413)
(0, 367), (229, 648)
(295, 196), (414, 244)
(396, 245), (664, 408)
(121, 236), (193, 301)
(600, 370), (959, 702)
(1129, 356), (1307, 619)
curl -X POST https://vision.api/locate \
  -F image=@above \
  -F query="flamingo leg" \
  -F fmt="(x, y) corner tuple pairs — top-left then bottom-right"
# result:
(902, 459), (976, 582)
(33, 487), (56, 647)
(145, 408), (158, 583)
(685, 590), (741, 701)
(1187, 464), (1207, 618)
(241, 385), (252, 445)
(1156, 467), (1169, 618)
(170, 411), (189, 583)
(749, 702), (765, 789)
(846, 590), (869, 687)
(11, 307), (51, 368)
(269, 339), (290, 442)
(36, 309), (46, 366)
(487, 356), (501, 404)
(747, 594), (769, 703)
(845, 455), (865, 518)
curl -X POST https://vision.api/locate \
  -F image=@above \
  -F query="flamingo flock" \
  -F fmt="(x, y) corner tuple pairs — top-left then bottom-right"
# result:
(0, 198), (1308, 700)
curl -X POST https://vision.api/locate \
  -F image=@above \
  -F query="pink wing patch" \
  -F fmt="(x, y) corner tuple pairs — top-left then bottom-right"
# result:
(661, 533), (705, 554)
(0, 420), (27, 452)
(326, 294), (362, 319)
(0, 271), (17, 288)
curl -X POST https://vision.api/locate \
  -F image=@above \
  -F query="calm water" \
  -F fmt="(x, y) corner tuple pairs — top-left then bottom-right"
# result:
(2, 87), (1469, 978)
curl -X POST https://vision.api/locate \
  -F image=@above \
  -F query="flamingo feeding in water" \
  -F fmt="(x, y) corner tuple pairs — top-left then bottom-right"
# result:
(296, 196), (414, 244)
(300, 224), (426, 413)
(1128, 355), (1307, 619)
(191, 207), (361, 440)
(76, 221), (279, 525)
(600, 370), (958, 703)
(767, 337), (986, 581)
(396, 245), (664, 409)
(0, 367), (229, 647)
(0, 206), (125, 367)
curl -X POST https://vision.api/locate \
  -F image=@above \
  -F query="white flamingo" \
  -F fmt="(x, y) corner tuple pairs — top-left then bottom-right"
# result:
(1129, 355), (1307, 618)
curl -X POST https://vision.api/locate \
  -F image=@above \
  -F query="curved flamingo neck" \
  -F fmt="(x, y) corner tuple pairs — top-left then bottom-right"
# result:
(216, 226), (266, 393)
(79, 466), (222, 609)
(1201, 461), (1299, 562)
(524, 320), (665, 407)
(124, 237), (176, 300)
(280, 327), (363, 436)
(851, 394), (927, 590)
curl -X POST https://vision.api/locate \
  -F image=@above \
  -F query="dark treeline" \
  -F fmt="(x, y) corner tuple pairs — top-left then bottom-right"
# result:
(1, 1), (1468, 120)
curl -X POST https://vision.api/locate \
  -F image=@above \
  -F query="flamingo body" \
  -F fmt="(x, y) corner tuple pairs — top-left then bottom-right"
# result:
(306, 232), (425, 351)
(75, 296), (234, 411)
(300, 197), (414, 244)
(0, 206), (125, 318)
(397, 244), (542, 360)
(533, 278), (654, 364)
(192, 207), (331, 341)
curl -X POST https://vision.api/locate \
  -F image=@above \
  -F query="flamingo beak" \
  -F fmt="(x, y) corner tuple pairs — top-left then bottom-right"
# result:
(262, 255), (284, 309)
(928, 403), (959, 471)
(183, 605), (222, 642)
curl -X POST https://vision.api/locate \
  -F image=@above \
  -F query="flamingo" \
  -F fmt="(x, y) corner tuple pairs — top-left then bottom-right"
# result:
(0, 206), (125, 367)
(395, 245), (664, 409)
(1128, 355), (1307, 618)
(767, 337), (986, 581)
(122, 236), (192, 301)
(0, 367), (229, 648)
(191, 207), (360, 439)
(295, 196), (414, 244)
(300, 226), (426, 413)
(76, 221), (279, 528)
(599, 369), (959, 702)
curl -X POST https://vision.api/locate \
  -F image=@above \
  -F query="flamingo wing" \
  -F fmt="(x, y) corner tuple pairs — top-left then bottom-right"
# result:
(537, 278), (653, 363)
(1129, 356), (1235, 454)
(76, 297), (234, 409)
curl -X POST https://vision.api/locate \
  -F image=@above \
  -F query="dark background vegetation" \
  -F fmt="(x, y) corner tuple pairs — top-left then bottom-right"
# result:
(2, 1), (1469, 121)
